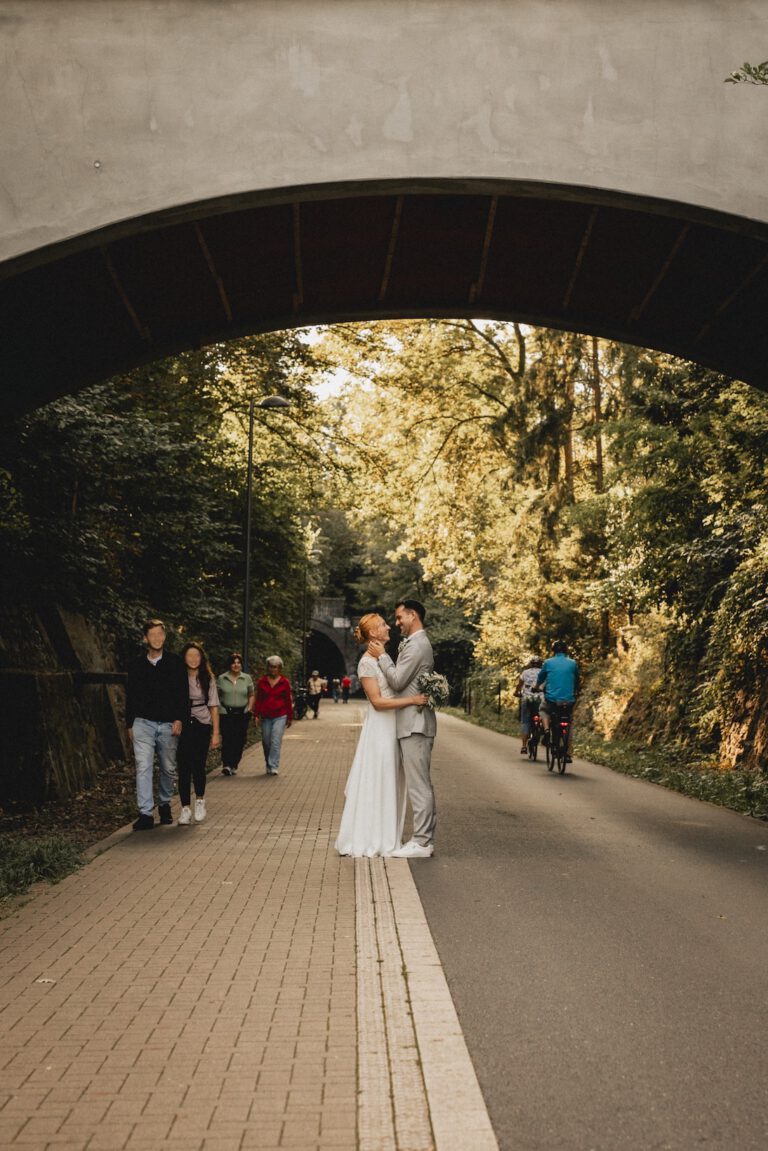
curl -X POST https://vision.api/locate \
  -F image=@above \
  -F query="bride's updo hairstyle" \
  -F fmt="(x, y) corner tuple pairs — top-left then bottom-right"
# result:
(354, 613), (380, 644)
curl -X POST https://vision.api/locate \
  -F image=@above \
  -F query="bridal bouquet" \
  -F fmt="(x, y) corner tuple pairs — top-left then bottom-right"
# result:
(416, 671), (450, 711)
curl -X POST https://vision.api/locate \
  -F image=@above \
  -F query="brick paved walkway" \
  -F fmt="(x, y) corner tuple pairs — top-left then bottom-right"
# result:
(0, 704), (496, 1150)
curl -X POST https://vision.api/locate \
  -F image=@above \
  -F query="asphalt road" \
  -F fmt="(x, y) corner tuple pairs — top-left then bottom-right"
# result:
(410, 714), (768, 1151)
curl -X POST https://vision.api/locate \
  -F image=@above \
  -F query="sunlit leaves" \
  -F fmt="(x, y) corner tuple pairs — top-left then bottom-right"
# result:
(724, 61), (768, 84)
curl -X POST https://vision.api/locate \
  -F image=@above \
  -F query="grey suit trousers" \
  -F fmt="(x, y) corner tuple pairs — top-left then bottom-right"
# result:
(399, 732), (436, 846)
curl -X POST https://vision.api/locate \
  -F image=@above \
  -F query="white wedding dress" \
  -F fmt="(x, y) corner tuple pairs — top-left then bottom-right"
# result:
(335, 654), (406, 857)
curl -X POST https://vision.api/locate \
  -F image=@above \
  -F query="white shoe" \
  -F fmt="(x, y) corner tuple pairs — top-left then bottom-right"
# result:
(178, 806), (191, 826)
(389, 840), (434, 858)
(194, 798), (206, 822)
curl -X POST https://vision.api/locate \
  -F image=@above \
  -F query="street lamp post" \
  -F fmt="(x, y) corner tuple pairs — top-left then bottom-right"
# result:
(301, 552), (308, 687)
(242, 395), (291, 672)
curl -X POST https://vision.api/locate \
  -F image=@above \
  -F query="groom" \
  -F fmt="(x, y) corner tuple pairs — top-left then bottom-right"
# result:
(368, 599), (436, 858)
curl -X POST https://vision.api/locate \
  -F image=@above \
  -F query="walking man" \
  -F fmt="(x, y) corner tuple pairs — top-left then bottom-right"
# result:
(368, 599), (437, 858)
(125, 619), (188, 830)
(307, 670), (324, 719)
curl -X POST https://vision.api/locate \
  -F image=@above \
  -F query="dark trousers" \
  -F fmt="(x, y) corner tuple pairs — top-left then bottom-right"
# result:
(177, 718), (211, 805)
(220, 711), (249, 770)
(308, 693), (321, 717)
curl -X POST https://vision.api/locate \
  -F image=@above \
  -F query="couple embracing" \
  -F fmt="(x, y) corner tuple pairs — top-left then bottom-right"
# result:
(335, 599), (437, 859)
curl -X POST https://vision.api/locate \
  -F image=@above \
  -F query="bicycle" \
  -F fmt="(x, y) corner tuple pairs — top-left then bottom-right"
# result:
(545, 702), (572, 774)
(293, 686), (308, 720)
(527, 708), (543, 761)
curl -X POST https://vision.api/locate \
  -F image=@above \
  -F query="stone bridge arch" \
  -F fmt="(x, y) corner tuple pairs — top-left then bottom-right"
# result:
(305, 599), (358, 682)
(2, 1), (768, 407)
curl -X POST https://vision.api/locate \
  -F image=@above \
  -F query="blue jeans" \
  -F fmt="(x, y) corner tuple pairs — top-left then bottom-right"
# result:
(520, 698), (540, 737)
(132, 718), (178, 814)
(261, 715), (287, 773)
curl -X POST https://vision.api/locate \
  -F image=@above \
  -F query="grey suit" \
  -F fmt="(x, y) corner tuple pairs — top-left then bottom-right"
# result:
(377, 629), (437, 846)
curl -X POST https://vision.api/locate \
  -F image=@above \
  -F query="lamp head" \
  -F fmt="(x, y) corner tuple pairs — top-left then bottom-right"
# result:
(258, 396), (292, 409)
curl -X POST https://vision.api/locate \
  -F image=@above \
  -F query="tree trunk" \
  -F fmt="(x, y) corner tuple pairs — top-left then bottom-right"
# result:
(563, 362), (576, 502)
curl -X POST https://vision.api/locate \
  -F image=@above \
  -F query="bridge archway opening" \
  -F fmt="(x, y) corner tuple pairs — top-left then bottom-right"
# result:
(3, 179), (768, 417)
(305, 630), (347, 686)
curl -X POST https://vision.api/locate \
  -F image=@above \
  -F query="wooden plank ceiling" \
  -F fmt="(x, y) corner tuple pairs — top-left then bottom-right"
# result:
(2, 186), (767, 413)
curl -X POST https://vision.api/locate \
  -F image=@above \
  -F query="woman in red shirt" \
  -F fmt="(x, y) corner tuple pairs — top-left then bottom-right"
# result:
(252, 655), (293, 775)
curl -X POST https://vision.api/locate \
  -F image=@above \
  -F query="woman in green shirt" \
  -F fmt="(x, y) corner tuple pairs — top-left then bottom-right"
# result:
(217, 652), (255, 775)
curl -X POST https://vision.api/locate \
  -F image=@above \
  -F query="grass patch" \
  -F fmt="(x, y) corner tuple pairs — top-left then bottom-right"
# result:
(578, 733), (768, 821)
(445, 708), (768, 821)
(0, 834), (84, 901)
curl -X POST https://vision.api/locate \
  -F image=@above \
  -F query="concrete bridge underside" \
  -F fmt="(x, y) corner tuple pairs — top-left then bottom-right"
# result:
(2, 1), (768, 409)
(3, 181), (768, 411)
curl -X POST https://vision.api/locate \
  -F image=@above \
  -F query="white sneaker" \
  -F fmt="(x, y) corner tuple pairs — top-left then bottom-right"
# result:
(178, 806), (191, 826)
(389, 840), (434, 858)
(194, 798), (206, 822)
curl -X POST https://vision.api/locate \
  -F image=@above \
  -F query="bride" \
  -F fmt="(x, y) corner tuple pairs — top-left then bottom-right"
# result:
(335, 612), (427, 857)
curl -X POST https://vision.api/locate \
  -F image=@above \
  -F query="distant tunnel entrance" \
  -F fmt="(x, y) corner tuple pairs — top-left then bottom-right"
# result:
(305, 630), (347, 685)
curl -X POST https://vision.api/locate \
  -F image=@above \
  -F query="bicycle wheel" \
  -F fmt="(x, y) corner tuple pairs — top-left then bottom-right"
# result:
(556, 726), (568, 773)
(549, 725), (564, 772)
(546, 734), (554, 771)
(531, 736), (539, 762)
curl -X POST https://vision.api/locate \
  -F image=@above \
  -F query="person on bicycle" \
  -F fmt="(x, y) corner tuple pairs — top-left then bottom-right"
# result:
(537, 640), (579, 760)
(515, 656), (543, 754)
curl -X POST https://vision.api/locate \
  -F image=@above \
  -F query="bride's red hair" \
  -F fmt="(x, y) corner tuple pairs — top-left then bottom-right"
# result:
(354, 613), (381, 643)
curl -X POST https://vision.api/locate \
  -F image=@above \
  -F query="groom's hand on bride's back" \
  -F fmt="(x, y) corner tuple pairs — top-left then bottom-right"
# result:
(367, 640), (385, 658)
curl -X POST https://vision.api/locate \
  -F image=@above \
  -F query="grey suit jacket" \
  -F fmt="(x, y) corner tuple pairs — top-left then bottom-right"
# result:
(377, 629), (437, 740)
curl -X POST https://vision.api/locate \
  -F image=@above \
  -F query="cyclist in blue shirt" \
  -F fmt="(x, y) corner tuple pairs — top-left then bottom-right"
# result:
(536, 640), (579, 760)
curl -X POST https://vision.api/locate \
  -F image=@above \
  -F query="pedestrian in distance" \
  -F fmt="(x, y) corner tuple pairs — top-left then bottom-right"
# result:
(217, 652), (254, 776)
(125, 618), (188, 830)
(332, 677), (341, 702)
(341, 674), (352, 703)
(307, 669), (324, 719)
(367, 599), (438, 858)
(177, 642), (220, 825)
(253, 656), (293, 775)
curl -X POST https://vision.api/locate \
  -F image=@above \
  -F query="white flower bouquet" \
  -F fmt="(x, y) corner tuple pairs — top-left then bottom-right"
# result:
(416, 671), (450, 710)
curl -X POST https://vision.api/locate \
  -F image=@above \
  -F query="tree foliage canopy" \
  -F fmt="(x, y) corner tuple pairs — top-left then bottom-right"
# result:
(4, 317), (768, 767)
